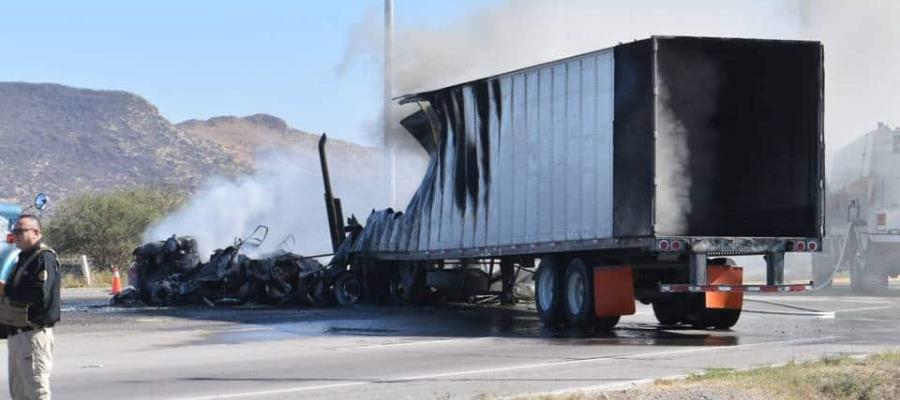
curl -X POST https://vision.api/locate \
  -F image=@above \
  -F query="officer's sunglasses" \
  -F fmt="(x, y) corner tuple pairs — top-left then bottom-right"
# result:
(11, 228), (37, 236)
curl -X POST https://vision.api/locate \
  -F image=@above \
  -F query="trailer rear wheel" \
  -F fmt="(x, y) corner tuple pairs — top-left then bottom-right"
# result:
(564, 258), (596, 328)
(683, 294), (741, 330)
(684, 293), (712, 329)
(535, 257), (566, 326)
(594, 315), (620, 331)
(652, 298), (682, 325)
(708, 308), (741, 330)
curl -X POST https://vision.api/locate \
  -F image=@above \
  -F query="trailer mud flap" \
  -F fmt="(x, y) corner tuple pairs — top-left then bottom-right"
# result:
(593, 266), (636, 317)
(706, 265), (743, 310)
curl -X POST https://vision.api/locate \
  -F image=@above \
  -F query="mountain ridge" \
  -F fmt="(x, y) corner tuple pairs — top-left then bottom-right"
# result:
(0, 82), (379, 206)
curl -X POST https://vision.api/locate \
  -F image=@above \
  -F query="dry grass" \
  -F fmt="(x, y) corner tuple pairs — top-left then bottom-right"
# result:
(61, 270), (127, 289)
(495, 351), (900, 400)
(669, 352), (899, 400)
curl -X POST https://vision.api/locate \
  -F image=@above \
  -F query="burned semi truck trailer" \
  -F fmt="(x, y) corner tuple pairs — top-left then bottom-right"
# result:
(325, 36), (825, 329)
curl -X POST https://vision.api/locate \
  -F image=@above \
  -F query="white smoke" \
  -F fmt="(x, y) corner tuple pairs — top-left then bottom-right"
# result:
(144, 147), (381, 260)
(798, 0), (900, 154)
(655, 84), (693, 234)
(340, 0), (800, 98)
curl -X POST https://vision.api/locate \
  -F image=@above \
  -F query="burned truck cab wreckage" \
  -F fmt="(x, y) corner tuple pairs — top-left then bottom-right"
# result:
(324, 36), (826, 330)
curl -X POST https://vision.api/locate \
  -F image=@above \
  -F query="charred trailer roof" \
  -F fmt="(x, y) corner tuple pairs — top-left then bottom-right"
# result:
(358, 36), (824, 260)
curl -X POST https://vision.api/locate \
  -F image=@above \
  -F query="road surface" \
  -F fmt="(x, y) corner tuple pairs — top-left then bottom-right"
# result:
(1, 283), (898, 399)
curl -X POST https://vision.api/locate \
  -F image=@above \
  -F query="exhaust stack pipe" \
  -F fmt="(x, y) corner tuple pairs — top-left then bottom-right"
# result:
(318, 134), (345, 252)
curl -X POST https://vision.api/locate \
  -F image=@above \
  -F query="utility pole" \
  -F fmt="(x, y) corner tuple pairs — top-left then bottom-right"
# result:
(384, 0), (396, 206)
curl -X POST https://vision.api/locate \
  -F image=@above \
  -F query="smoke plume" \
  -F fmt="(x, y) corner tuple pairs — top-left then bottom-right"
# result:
(144, 146), (381, 260)
(798, 0), (900, 154)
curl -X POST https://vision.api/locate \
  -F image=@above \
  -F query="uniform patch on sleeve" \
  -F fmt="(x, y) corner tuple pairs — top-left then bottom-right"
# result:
(38, 270), (48, 281)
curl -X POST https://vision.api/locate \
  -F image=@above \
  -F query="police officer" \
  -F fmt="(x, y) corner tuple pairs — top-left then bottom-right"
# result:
(5, 214), (60, 400)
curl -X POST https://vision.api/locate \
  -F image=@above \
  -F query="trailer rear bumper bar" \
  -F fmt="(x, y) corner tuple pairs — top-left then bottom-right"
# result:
(659, 282), (812, 293)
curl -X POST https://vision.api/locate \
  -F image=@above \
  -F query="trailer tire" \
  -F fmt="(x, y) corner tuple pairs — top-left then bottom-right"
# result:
(312, 279), (336, 306)
(594, 315), (620, 331)
(684, 293), (712, 329)
(564, 258), (596, 328)
(652, 299), (682, 325)
(334, 272), (361, 306)
(709, 308), (741, 330)
(535, 257), (566, 326)
(682, 293), (741, 330)
(389, 265), (426, 305)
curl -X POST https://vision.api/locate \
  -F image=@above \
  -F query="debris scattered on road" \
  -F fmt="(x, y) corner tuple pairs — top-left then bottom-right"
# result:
(112, 226), (335, 307)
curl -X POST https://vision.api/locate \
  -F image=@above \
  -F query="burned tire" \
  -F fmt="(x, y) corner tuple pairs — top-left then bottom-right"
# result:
(334, 272), (361, 306)
(312, 279), (336, 306)
(535, 257), (566, 326)
(652, 298), (682, 325)
(564, 258), (596, 328)
(389, 265), (426, 305)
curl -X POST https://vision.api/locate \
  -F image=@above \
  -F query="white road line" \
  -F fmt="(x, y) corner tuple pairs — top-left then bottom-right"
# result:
(743, 309), (835, 318)
(333, 338), (466, 350)
(168, 381), (369, 400)
(834, 305), (895, 313)
(166, 336), (837, 400)
(751, 297), (893, 304)
(204, 327), (274, 334)
(745, 298), (831, 313)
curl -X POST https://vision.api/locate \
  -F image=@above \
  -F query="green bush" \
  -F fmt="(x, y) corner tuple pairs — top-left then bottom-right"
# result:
(44, 187), (186, 271)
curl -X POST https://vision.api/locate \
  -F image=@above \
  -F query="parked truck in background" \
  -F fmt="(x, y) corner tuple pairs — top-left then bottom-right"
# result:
(321, 36), (825, 330)
(813, 123), (900, 293)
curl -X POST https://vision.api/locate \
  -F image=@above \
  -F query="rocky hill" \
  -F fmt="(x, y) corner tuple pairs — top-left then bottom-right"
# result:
(0, 82), (381, 207)
(0, 82), (248, 205)
(177, 113), (377, 168)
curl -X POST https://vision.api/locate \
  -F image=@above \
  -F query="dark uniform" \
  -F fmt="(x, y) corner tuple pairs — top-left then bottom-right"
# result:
(5, 242), (59, 400)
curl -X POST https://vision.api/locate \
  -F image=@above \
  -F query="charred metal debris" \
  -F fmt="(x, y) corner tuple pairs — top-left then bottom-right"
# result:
(111, 226), (355, 307)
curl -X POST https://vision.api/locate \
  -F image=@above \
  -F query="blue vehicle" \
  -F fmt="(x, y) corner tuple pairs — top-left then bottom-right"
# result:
(1, 194), (49, 283)
(1, 202), (23, 283)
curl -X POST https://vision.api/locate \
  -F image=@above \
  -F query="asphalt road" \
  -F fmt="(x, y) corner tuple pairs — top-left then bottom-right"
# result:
(1, 283), (899, 400)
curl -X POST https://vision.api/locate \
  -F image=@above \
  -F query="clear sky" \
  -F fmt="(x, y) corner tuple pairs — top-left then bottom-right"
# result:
(3, 1), (897, 152)
(0, 1), (497, 146)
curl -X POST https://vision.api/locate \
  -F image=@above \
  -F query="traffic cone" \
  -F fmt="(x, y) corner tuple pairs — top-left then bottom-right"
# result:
(110, 266), (122, 295)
